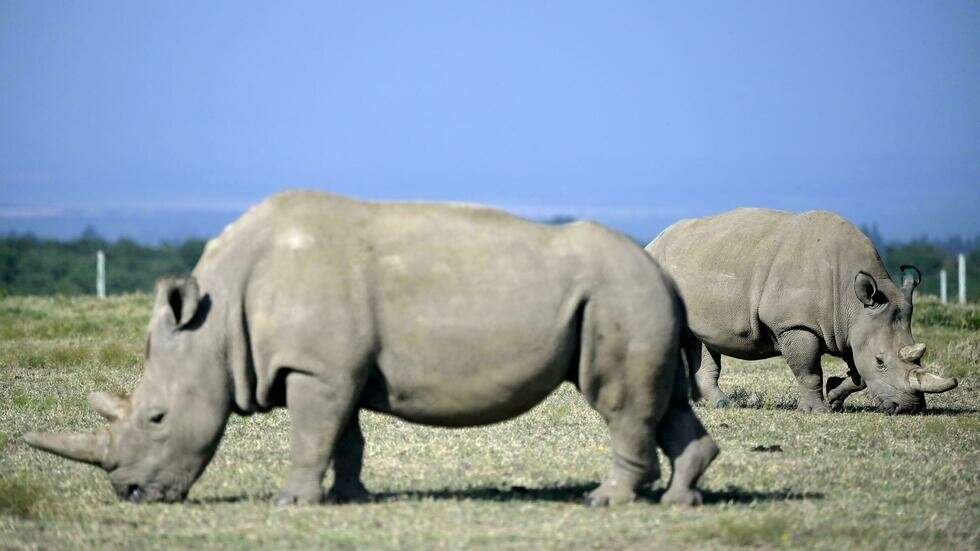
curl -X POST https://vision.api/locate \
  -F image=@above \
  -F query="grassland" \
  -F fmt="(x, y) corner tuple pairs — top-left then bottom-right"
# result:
(1, 294), (977, 549)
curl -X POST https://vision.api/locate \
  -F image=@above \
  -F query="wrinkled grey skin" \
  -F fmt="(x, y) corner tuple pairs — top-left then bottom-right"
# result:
(646, 208), (957, 414)
(25, 190), (718, 506)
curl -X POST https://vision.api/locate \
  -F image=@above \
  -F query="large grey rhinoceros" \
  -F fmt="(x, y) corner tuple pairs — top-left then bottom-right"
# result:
(646, 208), (957, 414)
(25, 190), (718, 506)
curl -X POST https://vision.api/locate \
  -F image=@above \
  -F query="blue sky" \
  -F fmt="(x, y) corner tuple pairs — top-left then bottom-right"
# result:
(1, 1), (978, 243)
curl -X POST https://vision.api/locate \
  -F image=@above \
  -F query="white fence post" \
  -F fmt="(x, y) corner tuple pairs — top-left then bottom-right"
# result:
(940, 269), (947, 304)
(96, 250), (106, 299)
(958, 253), (967, 305)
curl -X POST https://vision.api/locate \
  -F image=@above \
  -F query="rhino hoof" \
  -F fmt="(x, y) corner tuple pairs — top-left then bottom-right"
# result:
(273, 489), (324, 506)
(584, 484), (636, 507)
(829, 400), (845, 413)
(584, 494), (610, 508)
(797, 402), (830, 414)
(661, 488), (703, 507)
(325, 483), (370, 504)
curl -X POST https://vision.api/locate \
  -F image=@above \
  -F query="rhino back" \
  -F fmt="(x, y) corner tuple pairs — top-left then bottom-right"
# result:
(647, 208), (887, 357)
(192, 190), (679, 424)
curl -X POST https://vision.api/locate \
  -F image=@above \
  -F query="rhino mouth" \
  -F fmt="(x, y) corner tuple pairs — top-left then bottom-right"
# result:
(115, 482), (188, 503)
(876, 395), (925, 415)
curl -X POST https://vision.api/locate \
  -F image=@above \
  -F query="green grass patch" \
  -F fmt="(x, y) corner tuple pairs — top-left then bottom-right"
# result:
(0, 472), (46, 518)
(0, 293), (977, 549)
(914, 295), (980, 331)
(707, 515), (793, 547)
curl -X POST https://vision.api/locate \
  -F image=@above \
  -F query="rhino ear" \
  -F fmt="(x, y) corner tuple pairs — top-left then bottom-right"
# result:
(854, 272), (878, 307)
(899, 265), (921, 296)
(154, 276), (200, 329)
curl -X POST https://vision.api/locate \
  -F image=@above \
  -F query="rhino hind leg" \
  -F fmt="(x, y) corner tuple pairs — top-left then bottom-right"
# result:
(695, 345), (730, 408)
(779, 330), (830, 413)
(326, 410), (370, 503)
(581, 330), (667, 505)
(585, 415), (660, 507)
(656, 401), (719, 506)
(275, 371), (364, 506)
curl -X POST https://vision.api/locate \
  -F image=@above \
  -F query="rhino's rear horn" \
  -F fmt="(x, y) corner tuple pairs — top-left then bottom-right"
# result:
(23, 430), (111, 468)
(89, 391), (130, 422)
(900, 343), (927, 363)
(908, 369), (958, 394)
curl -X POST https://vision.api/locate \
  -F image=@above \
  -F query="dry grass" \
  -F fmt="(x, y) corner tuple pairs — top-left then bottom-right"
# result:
(1, 294), (977, 549)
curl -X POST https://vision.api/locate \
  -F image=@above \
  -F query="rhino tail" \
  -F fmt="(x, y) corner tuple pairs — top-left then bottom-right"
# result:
(663, 269), (701, 404)
(679, 326), (702, 403)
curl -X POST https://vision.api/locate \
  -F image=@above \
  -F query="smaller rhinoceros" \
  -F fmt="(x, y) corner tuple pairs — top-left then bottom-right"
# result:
(646, 208), (957, 414)
(24, 190), (718, 506)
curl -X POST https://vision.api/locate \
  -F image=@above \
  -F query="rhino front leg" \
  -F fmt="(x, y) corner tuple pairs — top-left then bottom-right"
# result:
(826, 361), (867, 412)
(779, 330), (829, 413)
(696, 345), (730, 408)
(275, 371), (361, 506)
(326, 410), (370, 503)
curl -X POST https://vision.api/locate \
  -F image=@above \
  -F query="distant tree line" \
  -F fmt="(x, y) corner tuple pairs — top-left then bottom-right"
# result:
(0, 225), (977, 302)
(0, 229), (205, 297)
(860, 224), (980, 303)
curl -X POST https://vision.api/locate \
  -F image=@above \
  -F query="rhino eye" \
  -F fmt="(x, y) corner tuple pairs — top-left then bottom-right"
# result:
(875, 354), (886, 370)
(149, 411), (166, 424)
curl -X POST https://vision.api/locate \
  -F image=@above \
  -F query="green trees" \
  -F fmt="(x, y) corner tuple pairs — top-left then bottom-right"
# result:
(0, 232), (205, 296)
(0, 230), (976, 302)
(885, 241), (979, 303)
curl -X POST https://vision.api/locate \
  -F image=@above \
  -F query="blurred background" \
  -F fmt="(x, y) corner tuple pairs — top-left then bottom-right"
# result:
(1, 1), (977, 298)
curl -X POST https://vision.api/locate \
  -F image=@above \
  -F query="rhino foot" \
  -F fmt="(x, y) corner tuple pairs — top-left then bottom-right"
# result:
(661, 488), (703, 507)
(584, 482), (637, 507)
(796, 401), (830, 414)
(697, 390), (731, 408)
(273, 487), (324, 506)
(325, 482), (370, 504)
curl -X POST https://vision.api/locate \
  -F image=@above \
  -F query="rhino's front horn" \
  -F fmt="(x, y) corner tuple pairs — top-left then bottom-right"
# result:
(900, 343), (927, 363)
(908, 369), (958, 394)
(89, 391), (130, 422)
(23, 430), (110, 468)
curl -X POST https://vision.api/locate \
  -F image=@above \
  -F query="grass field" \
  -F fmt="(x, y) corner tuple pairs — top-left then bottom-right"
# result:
(1, 294), (977, 549)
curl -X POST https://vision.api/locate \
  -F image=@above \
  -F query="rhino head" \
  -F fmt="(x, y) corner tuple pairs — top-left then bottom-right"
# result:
(848, 265), (957, 414)
(24, 277), (231, 503)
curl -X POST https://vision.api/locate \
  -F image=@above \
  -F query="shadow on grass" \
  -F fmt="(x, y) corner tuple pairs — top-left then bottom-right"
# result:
(716, 387), (977, 416)
(721, 387), (799, 411)
(370, 483), (822, 506)
(839, 404), (978, 416)
(188, 494), (274, 505)
(188, 484), (822, 506)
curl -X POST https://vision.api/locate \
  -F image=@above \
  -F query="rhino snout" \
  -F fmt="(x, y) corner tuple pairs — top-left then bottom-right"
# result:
(878, 395), (926, 415)
(115, 482), (187, 504)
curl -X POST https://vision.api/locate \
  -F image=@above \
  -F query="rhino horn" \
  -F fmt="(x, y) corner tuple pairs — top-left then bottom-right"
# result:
(900, 343), (927, 363)
(23, 429), (110, 468)
(88, 391), (130, 422)
(908, 369), (958, 394)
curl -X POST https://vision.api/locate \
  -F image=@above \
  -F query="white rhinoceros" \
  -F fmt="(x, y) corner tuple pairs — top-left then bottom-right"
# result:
(646, 208), (957, 414)
(26, 190), (718, 507)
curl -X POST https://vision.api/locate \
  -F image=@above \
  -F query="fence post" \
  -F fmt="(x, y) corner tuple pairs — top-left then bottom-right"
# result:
(940, 269), (947, 304)
(96, 250), (106, 299)
(958, 253), (966, 305)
